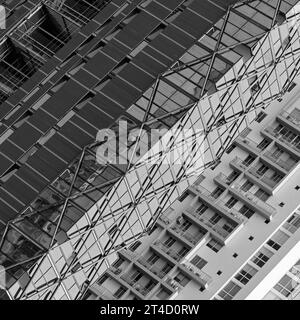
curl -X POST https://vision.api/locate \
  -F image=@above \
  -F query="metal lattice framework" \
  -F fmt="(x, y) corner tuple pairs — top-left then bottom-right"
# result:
(1, 0), (300, 300)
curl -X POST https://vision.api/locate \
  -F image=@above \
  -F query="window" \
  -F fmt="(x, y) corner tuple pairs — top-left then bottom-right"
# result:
(271, 172), (283, 183)
(129, 241), (141, 252)
(147, 253), (159, 265)
(284, 213), (300, 233)
(177, 247), (189, 258)
(217, 270), (222, 276)
(209, 213), (222, 225)
(174, 272), (190, 287)
(233, 253), (238, 258)
(242, 155), (255, 167)
(274, 275), (297, 297)
(113, 286), (127, 299)
(190, 255), (207, 270)
(257, 139), (270, 150)
(112, 258), (124, 269)
(179, 191), (189, 202)
(235, 264), (258, 285)
(180, 220), (192, 232)
(295, 185), (300, 191)
(164, 237), (176, 248)
(270, 148), (284, 159)
(227, 171), (239, 184)
(254, 189), (269, 201)
(196, 203), (208, 214)
(211, 187), (224, 199)
(161, 264), (172, 275)
(206, 239), (223, 253)
(241, 180), (254, 192)
(279, 202), (285, 207)
(218, 281), (242, 300)
(97, 274), (108, 285)
(255, 111), (267, 123)
(225, 197), (238, 209)
(239, 205), (255, 219)
(223, 224), (235, 233)
(267, 230), (289, 251)
(256, 164), (268, 176)
(251, 247), (273, 268)
(249, 236), (254, 241)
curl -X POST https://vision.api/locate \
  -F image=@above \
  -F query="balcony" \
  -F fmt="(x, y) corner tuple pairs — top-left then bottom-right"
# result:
(185, 207), (242, 245)
(234, 136), (261, 155)
(230, 156), (251, 172)
(169, 224), (206, 246)
(136, 257), (169, 280)
(277, 110), (300, 134)
(179, 260), (212, 289)
(91, 284), (117, 300)
(229, 182), (276, 220)
(263, 151), (296, 173)
(190, 184), (245, 224)
(152, 241), (185, 263)
(263, 126), (300, 157)
(247, 167), (280, 191)
(119, 249), (139, 261)
(120, 274), (157, 297)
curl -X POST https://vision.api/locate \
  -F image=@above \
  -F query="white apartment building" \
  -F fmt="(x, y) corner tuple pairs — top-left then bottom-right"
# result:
(83, 74), (300, 301)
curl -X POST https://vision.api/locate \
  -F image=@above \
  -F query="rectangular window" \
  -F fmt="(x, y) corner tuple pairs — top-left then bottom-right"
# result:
(211, 187), (225, 199)
(196, 203), (208, 214)
(256, 164), (268, 176)
(239, 205), (255, 219)
(251, 247), (273, 268)
(274, 275), (296, 297)
(267, 230), (289, 251)
(218, 281), (242, 300)
(255, 111), (267, 123)
(190, 255), (207, 270)
(257, 139), (270, 150)
(242, 155), (255, 167)
(113, 286), (127, 299)
(206, 239), (222, 253)
(254, 188), (269, 201)
(227, 171), (239, 184)
(164, 237), (176, 248)
(241, 180), (254, 192)
(112, 258), (124, 269)
(174, 272), (190, 287)
(284, 213), (300, 233)
(177, 247), (189, 258)
(129, 241), (141, 252)
(225, 197), (238, 209)
(179, 191), (189, 202)
(209, 213), (222, 225)
(147, 253), (160, 265)
(235, 264), (258, 285)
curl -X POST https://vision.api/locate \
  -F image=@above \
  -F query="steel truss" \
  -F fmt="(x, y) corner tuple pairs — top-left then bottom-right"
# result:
(1, 0), (300, 300)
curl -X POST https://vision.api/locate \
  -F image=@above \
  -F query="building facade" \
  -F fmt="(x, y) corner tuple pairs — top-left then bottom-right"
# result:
(84, 76), (300, 300)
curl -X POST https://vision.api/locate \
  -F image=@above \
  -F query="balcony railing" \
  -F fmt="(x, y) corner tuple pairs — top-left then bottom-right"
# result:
(180, 261), (212, 285)
(236, 136), (261, 153)
(137, 257), (168, 279)
(248, 167), (280, 188)
(192, 184), (245, 224)
(152, 241), (185, 262)
(120, 272), (157, 297)
(280, 110), (300, 127)
(169, 224), (205, 245)
(231, 156), (251, 171)
(93, 284), (117, 300)
(230, 183), (276, 215)
(264, 127), (300, 154)
(263, 151), (296, 172)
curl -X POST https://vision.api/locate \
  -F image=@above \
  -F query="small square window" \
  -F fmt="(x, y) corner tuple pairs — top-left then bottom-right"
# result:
(279, 202), (285, 207)
(233, 253), (238, 258)
(249, 236), (254, 241)
(265, 219), (270, 224)
(199, 287), (205, 292)
(295, 186), (300, 191)
(217, 270), (222, 276)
